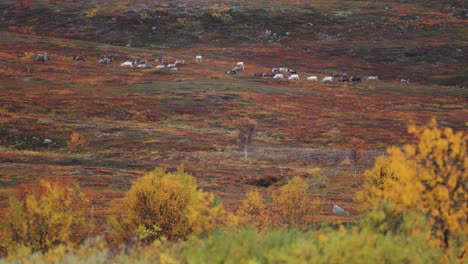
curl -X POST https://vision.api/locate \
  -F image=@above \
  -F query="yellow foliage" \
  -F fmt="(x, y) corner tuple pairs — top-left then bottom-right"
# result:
(108, 167), (225, 244)
(84, 8), (98, 18)
(357, 119), (467, 249)
(273, 177), (318, 226)
(210, 4), (233, 24)
(235, 189), (268, 230)
(0, 180), (89, 255)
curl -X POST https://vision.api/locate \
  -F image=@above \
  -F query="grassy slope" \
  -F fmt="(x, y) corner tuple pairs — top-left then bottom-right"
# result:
(0, 0), (466, 227)
(1, 0), (467, 85)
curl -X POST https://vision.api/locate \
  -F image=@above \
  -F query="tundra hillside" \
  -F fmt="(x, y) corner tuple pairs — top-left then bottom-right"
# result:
(0, 0), (466, 262)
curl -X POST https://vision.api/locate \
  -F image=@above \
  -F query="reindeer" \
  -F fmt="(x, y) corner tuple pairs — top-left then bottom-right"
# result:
(34, 53), (51, 63)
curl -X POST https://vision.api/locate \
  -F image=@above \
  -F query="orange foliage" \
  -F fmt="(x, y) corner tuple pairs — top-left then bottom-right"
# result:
(349, 137), (365, 177)
(67, 132), (87, 151)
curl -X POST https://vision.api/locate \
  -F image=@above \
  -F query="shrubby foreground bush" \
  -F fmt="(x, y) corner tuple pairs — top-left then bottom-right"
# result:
(1, 120), (466, 263)
(108, 167), (225, 244)
(356, 119), (467, 250)
(1, 221), (449, 264)
(0, 180), (90, 257)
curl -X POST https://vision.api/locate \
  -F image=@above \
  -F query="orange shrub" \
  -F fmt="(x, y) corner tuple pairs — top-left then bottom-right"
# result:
(349, 137), (365, 177)
(67, 132), (87, 151)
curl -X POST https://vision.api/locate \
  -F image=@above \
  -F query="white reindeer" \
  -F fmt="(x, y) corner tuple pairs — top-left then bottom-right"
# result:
(288, 74), (299, 81)
(273, 74), (284, 80)
(307, 76), (318, 81)
(322, 76), (333, 82)
(195, 55), (202, 62)
(136, 60), (151, 69)
(120, 61), (134, 68)
(236, 62), (245, 71)
(367, 76), (379, 80)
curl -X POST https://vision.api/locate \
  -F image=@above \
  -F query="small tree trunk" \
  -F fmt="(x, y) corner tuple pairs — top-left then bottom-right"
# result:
(354, 164), (357, 177)
(443, 229), (450, 249)
(243, 144), (248, 162)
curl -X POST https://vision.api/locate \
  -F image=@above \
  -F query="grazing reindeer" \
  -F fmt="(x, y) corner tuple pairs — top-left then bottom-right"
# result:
(255, 72), (272, 77)
(235, 62), (245, 71)
(73, 55), (85, 61)
(273, 74), (284, 80)
(338, 76), (349, 82)
(34, 53), (51, 63)
(99, 57), (112, 64)
(120, 61), (134, 68)
(288, 74), (300, 81)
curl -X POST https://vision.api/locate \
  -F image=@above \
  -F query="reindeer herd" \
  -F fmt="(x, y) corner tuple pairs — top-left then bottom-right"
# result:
(254, 68), (380, 83)
(103, 55), (193, 73)
(23, 52), (198, 73)
(230, 63), (384, 83)
(22, 51), (409, 84)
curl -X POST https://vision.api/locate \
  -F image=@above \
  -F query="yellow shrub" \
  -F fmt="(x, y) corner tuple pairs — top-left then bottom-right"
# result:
(235, 189), (268, 230)
(356, 119), (467, 249)
(273, 177), (317, 226)
(1, 180), (89, 255)
(210, 4), (233, 24)
(108, 167), (224, 244)
(84, 8), (98, 18)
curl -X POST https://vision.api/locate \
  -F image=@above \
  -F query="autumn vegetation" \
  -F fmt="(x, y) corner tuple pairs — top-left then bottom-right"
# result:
(0, 121), (465, 262)
(0, 180), (90, 256)
(107, 167), (224, 244)
(0, 0), (466, 262)
(356, 119), (467, 251)
(349, 137), (365, 177)
(66, 132), (87, 152)
(235, 117), (257, 162)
